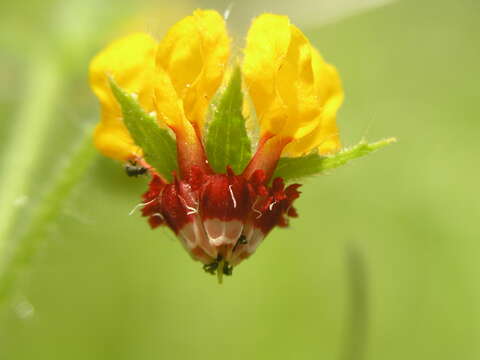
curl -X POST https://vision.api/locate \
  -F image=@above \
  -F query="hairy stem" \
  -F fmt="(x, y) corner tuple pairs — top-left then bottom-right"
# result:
(0, 131), (97, 306)
(341, 244), (369, 360)
(0, 51), (61, 261)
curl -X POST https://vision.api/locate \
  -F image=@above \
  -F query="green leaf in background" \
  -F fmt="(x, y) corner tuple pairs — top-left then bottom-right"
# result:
(273, 138), (396, 182)
(109, 78), (177, 182)
(205, 67), (252, 174)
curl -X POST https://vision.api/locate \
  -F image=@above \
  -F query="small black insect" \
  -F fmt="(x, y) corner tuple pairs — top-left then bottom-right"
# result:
(124, 161), (148, 177)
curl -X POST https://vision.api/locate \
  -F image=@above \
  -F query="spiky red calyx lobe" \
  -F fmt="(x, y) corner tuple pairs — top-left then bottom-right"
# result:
(141, 166), (301, 269)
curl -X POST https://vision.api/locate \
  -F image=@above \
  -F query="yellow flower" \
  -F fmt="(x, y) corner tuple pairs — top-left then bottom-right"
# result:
(89, 9), (230, 163)
(89, 32), (158, 160)
(156, 10), (230, 134)
(88, 10), (360, 279)
(242, 14), (343, 156)
(90, 11), (342, 163)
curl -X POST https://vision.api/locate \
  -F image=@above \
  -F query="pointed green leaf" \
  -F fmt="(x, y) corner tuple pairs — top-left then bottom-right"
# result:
(273, 138), (396, 182)
(205, 67), (252, 174)
(109, 78), (177, 182)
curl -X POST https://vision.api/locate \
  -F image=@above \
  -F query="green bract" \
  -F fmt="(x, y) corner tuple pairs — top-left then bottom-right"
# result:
(110, 73), (395, 182)
(273, 138), (396, 182)
(109, 77), (178, 182)
(205, 67), (252, 174)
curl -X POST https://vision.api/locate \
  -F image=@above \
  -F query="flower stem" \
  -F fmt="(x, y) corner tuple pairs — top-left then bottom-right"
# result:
(0, 131), (97, 306)
(217, 258), (225, 284)
(340, 244), (369, 360)
(0, 50), (61, 262)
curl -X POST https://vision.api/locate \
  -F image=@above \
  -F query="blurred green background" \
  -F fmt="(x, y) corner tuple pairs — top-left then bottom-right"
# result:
(1, 0), (479, 359)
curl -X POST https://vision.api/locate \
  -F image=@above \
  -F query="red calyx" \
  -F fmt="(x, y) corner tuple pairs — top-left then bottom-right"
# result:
(137, 125), (302, 275)
(140, 165), (301, 268)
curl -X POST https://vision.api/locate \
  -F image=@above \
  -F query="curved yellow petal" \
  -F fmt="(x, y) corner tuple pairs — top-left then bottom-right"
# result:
(89, 32), (158, 160)
(243, 14), (291, 137)
(152, 64), (204, 163)
(93, 120), (140, 161)
(243, 14), (344, 157)
(277, 25), (323, 139)
(156, 9), (230, 133)
(283, 58), (344, 156)
(154, 38), (212, 177)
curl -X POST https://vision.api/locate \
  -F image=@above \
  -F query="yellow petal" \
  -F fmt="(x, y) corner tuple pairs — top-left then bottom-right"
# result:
(89, 32), (158, 160)
(283, 58), (344, 156)
(154, 37), (212, 177)
(153, 65), (185, 129)
(243, 14), (344, 157)
(156, 9), (230, 133)
(243, 14), (291, 137)
(276, 25), (320, 139)
(93, 120), (141, 161)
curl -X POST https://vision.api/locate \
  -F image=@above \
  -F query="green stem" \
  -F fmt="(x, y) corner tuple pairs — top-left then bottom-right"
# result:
(217, 258), (225, 285)
(0, 131), (97, 306)
(341, 245), (369, 360)
(0, 51), (61, 260)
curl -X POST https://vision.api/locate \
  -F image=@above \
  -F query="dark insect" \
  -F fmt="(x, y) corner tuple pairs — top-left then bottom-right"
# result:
(125, 161), (148, 177)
